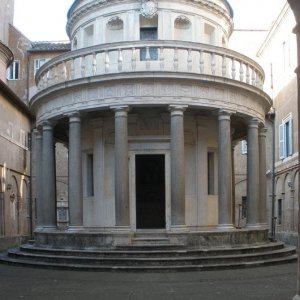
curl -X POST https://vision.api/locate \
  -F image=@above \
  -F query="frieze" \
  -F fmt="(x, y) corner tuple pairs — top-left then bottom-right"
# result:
(35, 82), (267, 125)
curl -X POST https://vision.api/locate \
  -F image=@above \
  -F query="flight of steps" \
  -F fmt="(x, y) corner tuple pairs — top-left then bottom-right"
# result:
(0, 240), (297, 272)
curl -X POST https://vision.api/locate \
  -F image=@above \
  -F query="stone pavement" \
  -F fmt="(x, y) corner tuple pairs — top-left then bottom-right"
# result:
(0, 262), (297, 300)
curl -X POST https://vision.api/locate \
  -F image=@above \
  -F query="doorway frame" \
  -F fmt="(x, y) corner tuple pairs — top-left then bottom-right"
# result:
(129, 139), (171, 232)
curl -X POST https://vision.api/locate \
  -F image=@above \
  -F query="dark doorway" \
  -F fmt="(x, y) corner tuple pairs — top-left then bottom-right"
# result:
(136, 155), (165, 229)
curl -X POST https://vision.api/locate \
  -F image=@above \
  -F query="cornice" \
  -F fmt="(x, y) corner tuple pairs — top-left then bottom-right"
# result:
(0, 41), (13, 67)
(66, 0), (233, 37)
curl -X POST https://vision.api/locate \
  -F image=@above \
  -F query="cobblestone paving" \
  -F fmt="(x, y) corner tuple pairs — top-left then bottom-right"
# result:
(0, 262), (297, 300)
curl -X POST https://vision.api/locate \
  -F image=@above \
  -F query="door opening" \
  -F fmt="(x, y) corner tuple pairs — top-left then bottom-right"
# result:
(136, 154), (165, 229)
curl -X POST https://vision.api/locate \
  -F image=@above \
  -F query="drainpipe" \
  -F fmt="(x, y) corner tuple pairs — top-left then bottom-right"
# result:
(268, 108), (276, 242)
(287, 1), (300, 298)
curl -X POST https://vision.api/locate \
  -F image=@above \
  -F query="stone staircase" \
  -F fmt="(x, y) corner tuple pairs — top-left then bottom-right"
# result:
(0, 241), (297, 272)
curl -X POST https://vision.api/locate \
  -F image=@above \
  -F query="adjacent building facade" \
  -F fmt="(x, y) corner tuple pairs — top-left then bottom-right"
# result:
(0, 0), (34, 250)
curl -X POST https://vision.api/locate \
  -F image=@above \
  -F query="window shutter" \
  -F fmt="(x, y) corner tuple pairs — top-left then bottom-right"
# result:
(279, 123), (285, 159)
(288, 118), (293, 156)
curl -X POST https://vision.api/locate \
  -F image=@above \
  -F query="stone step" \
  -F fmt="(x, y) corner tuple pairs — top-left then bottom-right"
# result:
(18, 242), (285, 258)
(5, 245), (296, 267)
(0, 242), (296, 272)
(0, 253), (297, 272)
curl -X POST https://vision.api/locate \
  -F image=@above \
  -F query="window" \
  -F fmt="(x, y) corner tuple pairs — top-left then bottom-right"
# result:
(86, 153), (94, 197)
(277, 199), (282, 225)
(20, 130), (28, 148)
(7, 60), (20, 80)
(140, 27), (158, 61)
(34, 58), (49, 75)
(241, 140), (247, 155)
(207, 152), (215, 195)
(7, 122), (13, 139)
(279, 114), (293, 159)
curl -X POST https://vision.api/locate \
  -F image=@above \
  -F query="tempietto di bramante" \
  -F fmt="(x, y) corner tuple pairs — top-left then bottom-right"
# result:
(3, 0), (296, 270)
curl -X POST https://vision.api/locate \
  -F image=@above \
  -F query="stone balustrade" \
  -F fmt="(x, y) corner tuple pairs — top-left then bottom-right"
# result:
(35, 40), (265, 92)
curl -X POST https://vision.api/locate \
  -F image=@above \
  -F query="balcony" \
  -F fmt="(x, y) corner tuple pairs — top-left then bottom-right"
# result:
(34, 40), (265, 95)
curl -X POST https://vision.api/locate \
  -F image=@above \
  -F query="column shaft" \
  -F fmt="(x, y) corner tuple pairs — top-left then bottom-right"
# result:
(113, 107), (129, 226)
(34, 129), (43, 228)
(42, 122), (56, 227)
(218, 110), (233, 228)
(247, 118), (260, 227)
(259, 127), (268, 225)
(68, 113), (83, 227)
(170, 105), (186, 226)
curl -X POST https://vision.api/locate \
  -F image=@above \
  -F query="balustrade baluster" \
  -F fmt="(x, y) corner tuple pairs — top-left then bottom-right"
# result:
(62, 61), (67, 81)
(43, 73), (47, 89)
(239, 61), (244, 82)
(146, 46), (151, 70)
(118, 49), (123, 72)
(105, 51), (110, 73)
(159, 47), (165, 70)
(222, 55), (227, 77)
(173, 48), (178, 71)
(54, 65), (58, 83)
(70, 59), (75, 80)
(211, 53), (216, 75)
(246, 64), (250, 84)
(199, 50), (204, 73)
(252, 68), (256, 86)
(187, 49), (192, 72)
(231, 58), (236, 79)
(92, 53), (97, 76)
(47, 70), (51, 86)
(81, 56), (86, 78)
(131, 48), (137, 70)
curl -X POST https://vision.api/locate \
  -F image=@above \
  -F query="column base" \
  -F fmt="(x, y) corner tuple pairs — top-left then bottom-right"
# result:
(170, 225), (188, 233)
(67, 226), (84, 232)
(246, 223), (262, 229)
(218, 224), (235, 230)
(293, 295), (300, 300)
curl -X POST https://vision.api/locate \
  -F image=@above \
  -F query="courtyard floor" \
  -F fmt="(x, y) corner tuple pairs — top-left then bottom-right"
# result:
(0, 262), (297, 300)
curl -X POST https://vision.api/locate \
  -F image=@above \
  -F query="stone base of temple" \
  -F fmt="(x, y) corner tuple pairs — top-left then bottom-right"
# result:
(32, 227), (270, 249)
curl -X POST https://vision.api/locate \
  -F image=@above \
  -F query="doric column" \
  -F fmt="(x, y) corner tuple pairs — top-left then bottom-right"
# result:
(218, 110), (233, 228)
(112, 106), (130, 227)
(232, 141), (238, 226)
(34, 129), (43, 228)
(259, 127), (268, 225)
(169, 105), (187, 226)
(246, 118), (260, 227)
(68, 112), (83, 228)
(42, 121), (56, 228)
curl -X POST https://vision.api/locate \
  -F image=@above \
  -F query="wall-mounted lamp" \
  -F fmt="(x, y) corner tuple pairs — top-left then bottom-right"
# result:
(288, 181), (294, 189)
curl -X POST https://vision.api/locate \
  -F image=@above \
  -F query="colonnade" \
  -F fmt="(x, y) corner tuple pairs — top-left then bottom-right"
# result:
(34, 107), (267, 230)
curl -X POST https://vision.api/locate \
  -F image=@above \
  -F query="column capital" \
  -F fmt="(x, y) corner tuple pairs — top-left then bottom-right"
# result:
(65, 111), (81, 123)
(248, 118), (260, 128)
(259, 127), (268, 137)
(41, 120), (55, 131)
(218, 109), (232, 121)
(33, 128), (42, 139)
(169, 105), (188, 114)
(111, 105), (130, 112)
